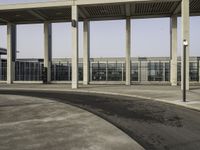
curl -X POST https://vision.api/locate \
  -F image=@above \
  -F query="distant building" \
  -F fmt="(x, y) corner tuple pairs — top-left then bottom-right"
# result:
(0, 57), (199, 84)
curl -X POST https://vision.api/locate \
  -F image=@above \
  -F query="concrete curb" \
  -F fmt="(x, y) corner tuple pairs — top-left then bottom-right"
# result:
(1, 87), (200, 112)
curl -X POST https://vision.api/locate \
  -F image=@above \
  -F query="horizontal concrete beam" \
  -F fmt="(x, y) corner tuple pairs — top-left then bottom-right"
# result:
(0, 1), (72, 11)
(0, 0), (181, 11)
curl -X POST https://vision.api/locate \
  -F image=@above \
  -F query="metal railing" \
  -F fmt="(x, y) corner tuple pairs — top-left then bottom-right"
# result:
(15, 61), (43, 81)
(0, 60), (199, 83)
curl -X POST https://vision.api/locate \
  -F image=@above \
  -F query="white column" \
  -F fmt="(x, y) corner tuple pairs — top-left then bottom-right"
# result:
(72, 4), (79, 89)
(163, 62), (166, 81)
(44, 22), (52, 83)
(83, 20), (90, 85)
(181, 0), (190, 90)
(7, 23), (16, 84)
(141, 61), (148, 82)
(126, 18), (131, 85)
(170, 16), (178, 86)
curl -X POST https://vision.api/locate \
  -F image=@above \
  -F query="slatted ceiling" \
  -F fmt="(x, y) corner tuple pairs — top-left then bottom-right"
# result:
(37, 7), (71, 20)
(84, 5), (124, 17)
(134, 2), (175, 15)
(190, 0), (200, 11)
(0, 10), (39, 22)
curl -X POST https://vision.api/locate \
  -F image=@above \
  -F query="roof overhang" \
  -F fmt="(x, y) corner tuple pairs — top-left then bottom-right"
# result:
(0, 0), (199, 25)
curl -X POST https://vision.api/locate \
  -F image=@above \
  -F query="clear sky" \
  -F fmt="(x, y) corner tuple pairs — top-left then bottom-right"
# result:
(0, 0), (200, 59)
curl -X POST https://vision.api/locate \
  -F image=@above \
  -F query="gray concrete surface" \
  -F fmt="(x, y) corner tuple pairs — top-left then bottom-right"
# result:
(2, 89), (200, 149)
(0, 84), (200, 111)
(0, 94), (144, 150)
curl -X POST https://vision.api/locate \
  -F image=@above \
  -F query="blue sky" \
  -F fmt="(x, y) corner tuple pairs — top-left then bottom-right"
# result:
(0, 0), (200, 58)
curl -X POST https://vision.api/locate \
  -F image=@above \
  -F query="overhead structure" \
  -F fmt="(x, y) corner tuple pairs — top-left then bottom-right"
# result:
(0, 0), (198, 89)
(0, 0), (199, 24)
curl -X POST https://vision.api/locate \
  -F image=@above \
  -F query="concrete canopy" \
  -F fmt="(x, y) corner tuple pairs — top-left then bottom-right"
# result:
(0, 0), (199, 24)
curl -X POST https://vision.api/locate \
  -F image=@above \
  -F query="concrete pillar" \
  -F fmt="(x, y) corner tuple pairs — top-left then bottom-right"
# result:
(71, 4), (79, 89)
(126, 18), (131, 85)
(83, 20), (90, 85)
(181, 0), (190, 90)
(170, 16), (178, 86)
(44, 22), (52, 83)
(163, 62), (166, 81)
(141, 61), (148, 82)
(7, 23), (16, 84)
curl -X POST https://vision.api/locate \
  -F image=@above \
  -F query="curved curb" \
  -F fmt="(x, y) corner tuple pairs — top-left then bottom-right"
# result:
(1, 87), (200, 112)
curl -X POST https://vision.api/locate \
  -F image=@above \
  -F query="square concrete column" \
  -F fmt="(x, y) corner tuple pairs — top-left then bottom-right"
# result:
(126, 18), (131, 85)
(163, 62), (166, 81)
(181, 0), (190, 90)
(140, 61), (148, 82)
(83, 20), (90, 85)
(7, 23), (16, 84)
(170, 16), (178, 86)
(44, 22), (52, 83)
(71, 4), (79, 89)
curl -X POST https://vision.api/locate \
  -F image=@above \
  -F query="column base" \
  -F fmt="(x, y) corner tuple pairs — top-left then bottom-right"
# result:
(83, 81), (89, 85)
(171, 83), (177, 86)
(181, 87), (190, 91)
(7, 81), (13, 84)
(72, 82), (78, 89)
(126, 82), (131, 86)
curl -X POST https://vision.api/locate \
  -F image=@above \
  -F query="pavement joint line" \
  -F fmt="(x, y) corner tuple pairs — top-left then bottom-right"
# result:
(1, 87), (200, 112)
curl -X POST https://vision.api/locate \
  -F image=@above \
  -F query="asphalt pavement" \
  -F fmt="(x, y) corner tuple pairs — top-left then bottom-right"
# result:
(1, 89), (200, 150)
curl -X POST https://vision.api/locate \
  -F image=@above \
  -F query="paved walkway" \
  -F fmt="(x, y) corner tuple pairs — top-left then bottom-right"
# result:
(0, 94), (143, 150)
(0, 84), (200, 111)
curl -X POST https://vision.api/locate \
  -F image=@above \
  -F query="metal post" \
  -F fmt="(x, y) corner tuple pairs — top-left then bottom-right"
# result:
(183, 40), (188, 102)
(183, 45), (186, 102)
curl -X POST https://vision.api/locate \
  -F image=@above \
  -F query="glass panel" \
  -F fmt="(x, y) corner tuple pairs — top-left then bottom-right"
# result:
(15, 61), (43, 81)
(148, 62), (163, 81)
(0, 60), (7, 80)
(190, 62), (198, 81)
(177, 62), (199, 82)
(51, 62), (70, 81)
(165, 62), (170, 81)
(131, 63), (138, 81)
(107, 63), (122, 81)
(78, 63), (83, 81)
(92, 63), (106, 81)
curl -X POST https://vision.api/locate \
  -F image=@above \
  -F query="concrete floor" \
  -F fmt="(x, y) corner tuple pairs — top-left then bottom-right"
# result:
(1, 89), (200, 149)
(0, 94), (143, 150)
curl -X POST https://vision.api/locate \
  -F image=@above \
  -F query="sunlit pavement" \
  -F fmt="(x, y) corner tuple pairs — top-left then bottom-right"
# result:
(0, 94), (143, 150)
